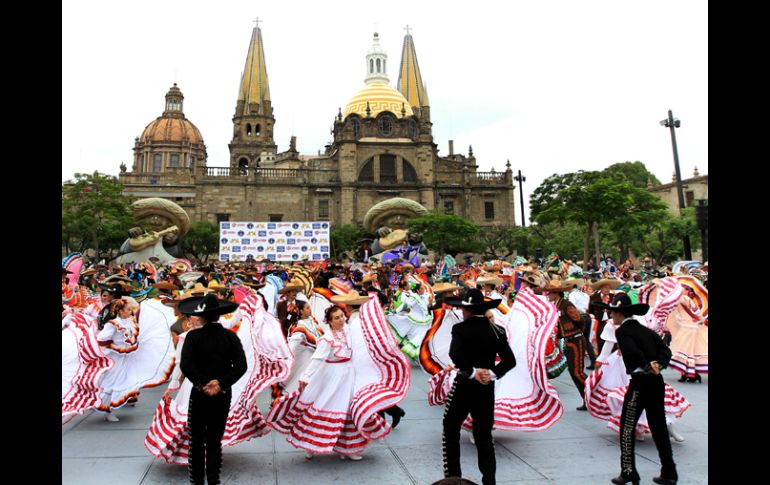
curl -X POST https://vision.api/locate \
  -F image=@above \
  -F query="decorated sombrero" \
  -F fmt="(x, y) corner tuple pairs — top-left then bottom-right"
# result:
(178, 293), (239, 317)
(443, 288), (501, 313)
(330, 292), (371, 306)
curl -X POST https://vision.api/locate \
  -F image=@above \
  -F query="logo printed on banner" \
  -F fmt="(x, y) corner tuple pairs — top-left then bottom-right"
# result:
(292, 254), (299, 260)
(242, 239), (250, 244)
(221, 254), (230, 260)
(257, 246), (264, 252)
(310, 246), (318, 251)
(312, 223), (321, 229)
(268, 254), (276, 260)
(321, 246), (329, 251)
(287, 239), (296, 244)
(304, 231), (313, 237)
(233, 246), (241, 253)
(247, 223), (254, 229)
(258, 231), (267, 237)
(222, 223), (230, 229)
(237, 231), (245, 237)
(322, 253), (330, 259)
(301, 246), (308, 252)
(268, 238), (275, 244)
(292, 223), (299, 229)
(277, 246), (285, 252)
(221, 246), (230, 251)
(221, 238), (228, 244)
(268, 223), (276, 229)
(310, 237), (317, 243)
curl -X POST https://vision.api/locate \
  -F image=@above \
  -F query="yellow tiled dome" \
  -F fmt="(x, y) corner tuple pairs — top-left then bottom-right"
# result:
(343, 81), (414, 119)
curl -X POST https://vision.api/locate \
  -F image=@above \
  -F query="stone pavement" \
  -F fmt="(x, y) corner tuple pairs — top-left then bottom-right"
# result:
(62, 363), (708, 484)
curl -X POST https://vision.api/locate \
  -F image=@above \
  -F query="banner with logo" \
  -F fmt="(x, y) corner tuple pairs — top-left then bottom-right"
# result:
(219, 221), (331, 262)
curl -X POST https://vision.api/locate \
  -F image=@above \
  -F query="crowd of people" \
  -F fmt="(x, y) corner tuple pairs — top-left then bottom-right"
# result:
(62, 252), (707, 485)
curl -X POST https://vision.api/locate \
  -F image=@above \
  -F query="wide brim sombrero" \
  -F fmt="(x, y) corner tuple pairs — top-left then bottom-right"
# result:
(432, 282), (460, 293)
(152, 281), (180, 292)
(477, 276), (503, 286)
(97, 282), (132, 296)
(278, 279), (305, 294)
(444, 289), (501, 312)
(519, 271), (545, 288)
(590, 278), (622, 291)
(592, 292), (649, 315)
(330, 293), (371, 306)
(177, 293), (239, 317)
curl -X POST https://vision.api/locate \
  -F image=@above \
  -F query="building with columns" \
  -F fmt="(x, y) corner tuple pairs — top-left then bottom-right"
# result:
(119, 26), (516, 229)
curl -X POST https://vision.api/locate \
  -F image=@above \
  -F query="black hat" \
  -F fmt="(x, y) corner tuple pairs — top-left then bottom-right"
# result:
(177, 293), (238, 317)
(62, 268), (73, 274)
(443, 288), (501, 313)
(593, 292), (649, 315)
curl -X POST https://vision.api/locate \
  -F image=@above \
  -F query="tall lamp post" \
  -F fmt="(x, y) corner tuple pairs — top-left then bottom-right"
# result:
(660, 109), (692, 260)
(513, 168), (526, 227)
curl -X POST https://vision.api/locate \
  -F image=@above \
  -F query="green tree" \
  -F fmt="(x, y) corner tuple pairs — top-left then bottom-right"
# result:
(531, 170), (668, 269)
(407, 212), (481, 256)
(529, 221), (586, 260)
(330, 224), (368, 259)
(182, 221), (220, 262)
(62, 172), (136, 259)
(632, 208), (700, 266)
(603, 161), (661, 188)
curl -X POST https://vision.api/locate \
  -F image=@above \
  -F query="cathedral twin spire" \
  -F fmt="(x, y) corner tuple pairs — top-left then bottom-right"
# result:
(396, 27), (429, 113)
(237, 21), (271, 116)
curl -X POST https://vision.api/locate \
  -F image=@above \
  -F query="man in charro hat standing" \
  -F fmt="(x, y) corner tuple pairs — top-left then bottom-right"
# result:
(588, 278), (621, 356)
(596, 293), (678, 485)
(179, 293), (247, 485)
(441, 288), (516, 485)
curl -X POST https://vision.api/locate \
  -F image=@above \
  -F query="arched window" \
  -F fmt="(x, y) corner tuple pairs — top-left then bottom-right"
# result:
(403, 159), (418, 182)
(359, 159), (374, 182)
(380, 154), (396, 183)
(169, 154), (180, 168)
(153, 154), (162, 172)
(376, 58), (381, 72)
(351, 118), (361, 138)
(238, 158), (249, 175)
(377, 116), (393, 136)
(246, 123), (252, 136)
(408, 120), (418, 138)
(383, 59), (386, 72)
(255, 124), (261, 136)
(370, 59), (374, 73)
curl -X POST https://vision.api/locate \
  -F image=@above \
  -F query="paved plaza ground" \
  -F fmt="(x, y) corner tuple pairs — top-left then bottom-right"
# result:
(62, 363), (707, 484)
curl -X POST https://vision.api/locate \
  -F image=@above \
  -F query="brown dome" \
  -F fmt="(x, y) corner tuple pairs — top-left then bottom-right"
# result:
(140, 117), (204, 145)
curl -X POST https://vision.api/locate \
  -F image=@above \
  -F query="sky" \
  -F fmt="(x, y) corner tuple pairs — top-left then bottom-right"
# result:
(62, 0), (707, 224)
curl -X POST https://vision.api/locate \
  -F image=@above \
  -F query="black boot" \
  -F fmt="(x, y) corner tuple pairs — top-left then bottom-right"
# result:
(389, 406), (406, 429)
(686, 374), (702, 383)
(677, 374), (688, 383)
(611, 473), (640, 485)
(652, 477), (677, 485)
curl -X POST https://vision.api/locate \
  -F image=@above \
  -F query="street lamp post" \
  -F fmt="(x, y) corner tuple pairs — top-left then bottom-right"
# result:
(660, 109), (692, 260)
(513, 169), (526, 227)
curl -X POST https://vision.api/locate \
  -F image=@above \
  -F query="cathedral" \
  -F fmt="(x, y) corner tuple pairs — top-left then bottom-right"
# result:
(118, 25), (517, 230)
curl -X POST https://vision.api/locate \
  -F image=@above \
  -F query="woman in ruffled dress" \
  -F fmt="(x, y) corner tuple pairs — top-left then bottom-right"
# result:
(267, 294), (410, 461)
(96, 296), (175, 421)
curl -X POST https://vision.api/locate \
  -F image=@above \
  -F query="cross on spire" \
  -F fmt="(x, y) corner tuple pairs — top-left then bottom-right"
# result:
(253, 17), (262, 28)
(404, 25), (412, 35)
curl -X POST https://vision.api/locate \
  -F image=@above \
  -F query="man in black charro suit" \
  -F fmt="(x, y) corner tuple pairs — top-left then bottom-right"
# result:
(441, 288), (516, 485)
(596, 293), (678, 485)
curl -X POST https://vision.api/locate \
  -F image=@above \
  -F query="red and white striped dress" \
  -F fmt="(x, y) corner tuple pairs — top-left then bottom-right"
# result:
(426, 286), (564, 432)
(145, 293), (293, 465)
(585, 321), (691, 436)
(267, 298), (410, 456)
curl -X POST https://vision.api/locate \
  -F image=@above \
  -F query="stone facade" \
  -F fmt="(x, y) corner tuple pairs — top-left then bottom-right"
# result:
(118, 28), (516, 232)
(648, 173), (708, 215)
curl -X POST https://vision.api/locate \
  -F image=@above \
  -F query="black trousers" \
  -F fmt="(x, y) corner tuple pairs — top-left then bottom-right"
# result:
(618, 375), (677, 480)
(563, 336), (587, 399)
(188, 388), (231, 485)
(442, 379), (496, 485)
(581, 314), (597, 364)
